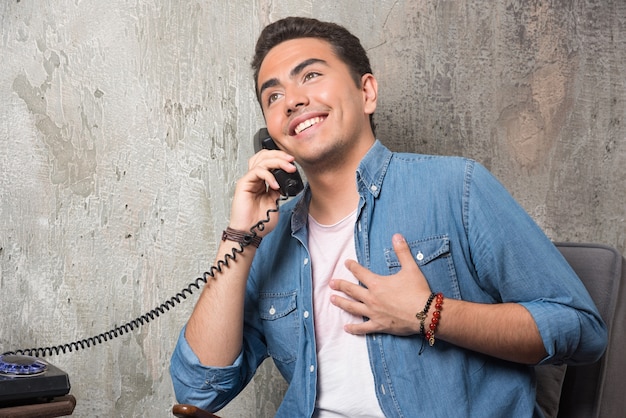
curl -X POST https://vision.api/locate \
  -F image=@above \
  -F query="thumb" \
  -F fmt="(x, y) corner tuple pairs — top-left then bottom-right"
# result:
(392, 234), (415, 268)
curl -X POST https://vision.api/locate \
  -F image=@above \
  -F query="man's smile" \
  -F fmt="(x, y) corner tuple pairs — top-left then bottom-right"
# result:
(294, 116), (326, 135)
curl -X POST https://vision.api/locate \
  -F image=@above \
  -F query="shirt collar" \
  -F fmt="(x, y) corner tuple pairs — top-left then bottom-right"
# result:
(356, 140), (392, 198)
(290, 140), (393, 231)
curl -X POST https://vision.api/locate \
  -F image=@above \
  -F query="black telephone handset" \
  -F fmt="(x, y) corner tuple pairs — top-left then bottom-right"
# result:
(253, 128), (304, 197)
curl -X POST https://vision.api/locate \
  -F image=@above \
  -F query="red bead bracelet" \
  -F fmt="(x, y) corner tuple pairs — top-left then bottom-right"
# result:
(425, 292), (444, 347)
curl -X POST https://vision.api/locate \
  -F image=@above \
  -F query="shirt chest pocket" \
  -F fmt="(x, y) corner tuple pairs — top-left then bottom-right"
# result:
(384, 235), (461, 299)
(259, 291), (299, 364)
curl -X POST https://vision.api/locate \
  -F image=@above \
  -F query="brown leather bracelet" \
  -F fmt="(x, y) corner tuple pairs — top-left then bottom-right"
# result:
(221, 227), (262, 248)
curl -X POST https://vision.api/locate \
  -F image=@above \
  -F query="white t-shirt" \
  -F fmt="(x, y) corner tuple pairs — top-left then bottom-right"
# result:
(308, 210), (385, 418)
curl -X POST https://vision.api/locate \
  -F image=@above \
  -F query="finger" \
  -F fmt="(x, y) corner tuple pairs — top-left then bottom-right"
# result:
(343, 259), (376, 287)
(329, 278), (368, 302)
(344, 320), (378, 335)
(249, 149), (296, 171)
(330, 293), (368, 318)
(237, 167), (280, 193)
(247, 152), (298, 193)
(392, 234), (417, 269)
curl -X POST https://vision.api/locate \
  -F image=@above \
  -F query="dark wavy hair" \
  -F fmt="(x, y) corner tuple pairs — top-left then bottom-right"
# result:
(251, 17), (375, 132)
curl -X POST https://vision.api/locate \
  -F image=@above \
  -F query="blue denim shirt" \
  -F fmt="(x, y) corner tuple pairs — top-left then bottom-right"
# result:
(170, 141), (606, 417)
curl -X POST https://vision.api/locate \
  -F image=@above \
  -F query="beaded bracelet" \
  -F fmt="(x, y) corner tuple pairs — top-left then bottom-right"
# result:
(416, 292), (436, 337)
(425, 292), (444, 347)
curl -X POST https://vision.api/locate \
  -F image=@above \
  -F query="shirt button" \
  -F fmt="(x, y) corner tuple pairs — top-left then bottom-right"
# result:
(416, 251), (424, 261)
(310, 365), (315, 373)
(304, 258), (309, 265)
(269, 306), (276, 315)
(303, 311), (310, 319)
(370, 185), (378, 192)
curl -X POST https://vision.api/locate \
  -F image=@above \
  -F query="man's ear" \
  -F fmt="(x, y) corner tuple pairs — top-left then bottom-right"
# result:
(361, 73), (378, 115)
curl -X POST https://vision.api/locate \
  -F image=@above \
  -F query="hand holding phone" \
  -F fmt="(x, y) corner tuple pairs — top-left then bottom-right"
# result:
(253, 128), (304, 197)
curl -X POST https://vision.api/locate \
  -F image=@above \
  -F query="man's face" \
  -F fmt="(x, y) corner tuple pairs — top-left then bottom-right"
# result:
(256, 37), (377, 169)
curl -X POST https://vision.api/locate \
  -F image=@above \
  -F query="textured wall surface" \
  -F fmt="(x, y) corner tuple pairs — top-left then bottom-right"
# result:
(0, 1), (624, 417)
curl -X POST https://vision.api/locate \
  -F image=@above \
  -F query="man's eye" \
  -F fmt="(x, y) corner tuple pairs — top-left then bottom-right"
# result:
(304, 72), (320, 82)
(268, 92), (281, 105)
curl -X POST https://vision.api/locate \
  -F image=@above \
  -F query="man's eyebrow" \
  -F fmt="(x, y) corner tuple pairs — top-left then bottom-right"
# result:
(258, 58), (327, 97)
(259, 78), (279, 98)
(291, 58), (326, 78)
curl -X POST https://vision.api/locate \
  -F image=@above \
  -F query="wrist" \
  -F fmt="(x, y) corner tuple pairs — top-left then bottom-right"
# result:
(221, 227), (262, 248)
(416, 292), (444, 354)
(424, 292), (444, 346)
(416, 292), (436, 337)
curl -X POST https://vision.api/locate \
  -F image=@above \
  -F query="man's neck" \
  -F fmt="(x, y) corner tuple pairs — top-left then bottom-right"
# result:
(307, 178), (359, 225)
(305, 140), (373, 225)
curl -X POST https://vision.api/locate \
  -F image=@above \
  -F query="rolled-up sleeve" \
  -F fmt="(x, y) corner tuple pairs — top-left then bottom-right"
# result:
(169, 325), (245, 412)
(522, 297), (607, 365)
(467, 162), (607, 366)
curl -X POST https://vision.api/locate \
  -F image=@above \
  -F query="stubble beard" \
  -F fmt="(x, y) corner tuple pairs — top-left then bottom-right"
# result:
(298, 137), (352, 177)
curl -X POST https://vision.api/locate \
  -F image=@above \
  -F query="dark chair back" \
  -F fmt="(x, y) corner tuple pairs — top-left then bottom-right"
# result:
(553, 243), (626, 418)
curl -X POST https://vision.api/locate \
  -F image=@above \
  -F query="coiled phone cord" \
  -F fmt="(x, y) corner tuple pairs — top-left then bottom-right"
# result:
(3, 197), (284, 358)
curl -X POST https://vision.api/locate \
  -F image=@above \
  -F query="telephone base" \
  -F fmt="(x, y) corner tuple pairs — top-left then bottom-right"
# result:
(0, 355), (70, 406)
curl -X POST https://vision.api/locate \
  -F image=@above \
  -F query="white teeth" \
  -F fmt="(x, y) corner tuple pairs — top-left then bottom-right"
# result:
(295, 117), (323, 135)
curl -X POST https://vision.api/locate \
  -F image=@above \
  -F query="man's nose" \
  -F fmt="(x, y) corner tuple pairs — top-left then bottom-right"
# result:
(285, 88), (308, 115)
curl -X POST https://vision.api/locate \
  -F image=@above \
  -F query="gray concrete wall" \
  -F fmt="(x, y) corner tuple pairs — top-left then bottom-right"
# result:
(0, 1), (624, 417)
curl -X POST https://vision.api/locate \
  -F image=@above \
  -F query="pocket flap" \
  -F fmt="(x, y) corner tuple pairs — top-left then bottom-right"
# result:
(259, 291), (297, 320)
(385, 235), (450, 267)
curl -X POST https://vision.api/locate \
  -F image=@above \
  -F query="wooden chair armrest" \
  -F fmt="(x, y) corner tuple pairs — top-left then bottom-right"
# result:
(172, 403), (221, 418)
(0, 395), (76, 417)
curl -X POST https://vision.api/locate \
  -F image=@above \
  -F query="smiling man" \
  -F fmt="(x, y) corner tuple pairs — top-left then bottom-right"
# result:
(170, 17), (606, 418)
